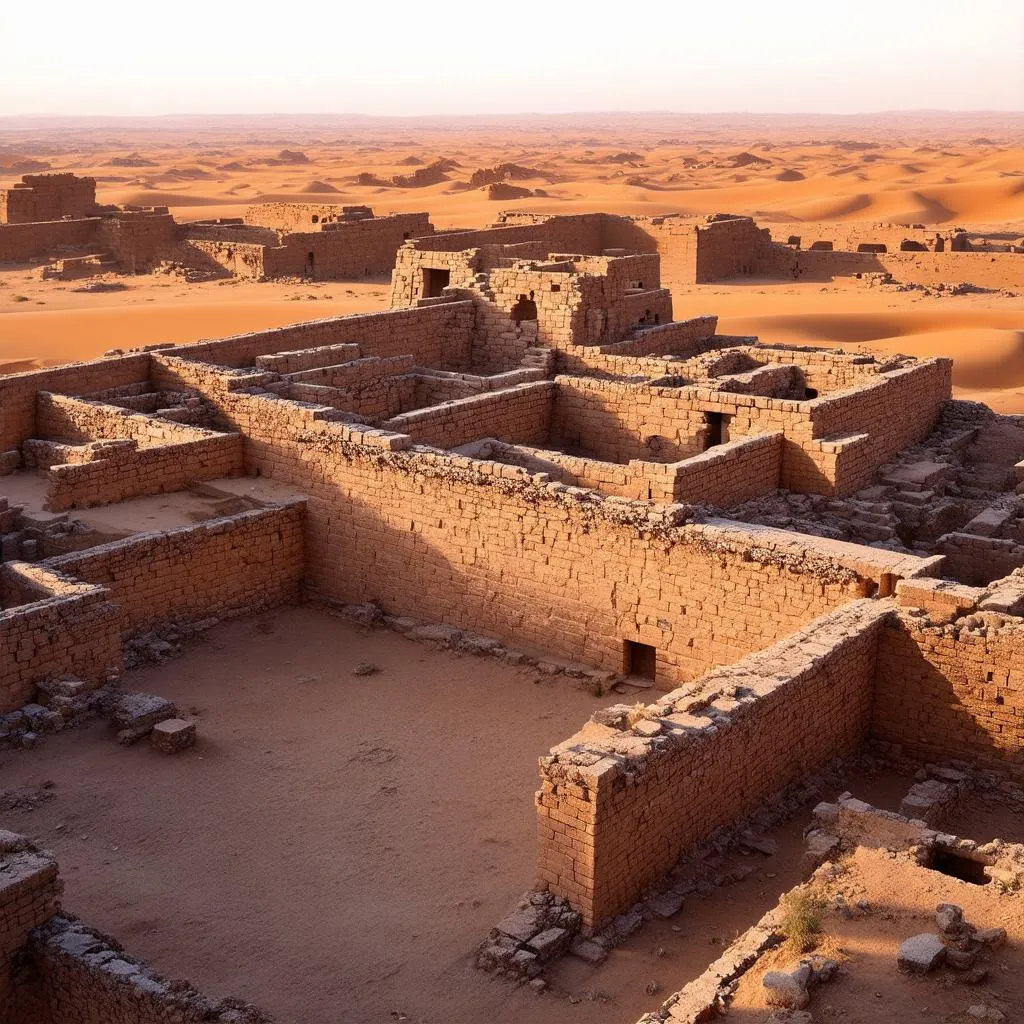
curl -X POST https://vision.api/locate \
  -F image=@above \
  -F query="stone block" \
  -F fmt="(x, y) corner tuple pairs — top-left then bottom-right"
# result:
(151, 718), (196, 754)
(897, 933), (946, 973)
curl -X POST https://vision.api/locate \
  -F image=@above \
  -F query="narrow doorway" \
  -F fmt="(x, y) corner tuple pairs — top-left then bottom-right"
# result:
(623, 640), (657, 681)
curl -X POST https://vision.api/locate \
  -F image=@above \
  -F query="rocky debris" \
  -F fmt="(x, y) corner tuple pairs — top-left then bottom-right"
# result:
(477, 891), (581, 979)
(967, 1006), (1006, 1022)
(976, 926), (1007, 949)
(739, 830), (779, 856)
(1, 679), (112, 750)
(352, 662), (381, 676)
(569, 938), (608, 965)
(763, 955), (838, 1010)
(112, 692), (177, 745)
(897, 933), (947, 973)
(0, 781), (56, 813)
(151, 718), (196, 754)
(123, 618), (218, 669)
(900, 778), (962, 824)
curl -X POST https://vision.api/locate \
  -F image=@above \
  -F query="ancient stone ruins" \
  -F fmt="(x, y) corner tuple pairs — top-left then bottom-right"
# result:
(2, 178), (1024, 1021)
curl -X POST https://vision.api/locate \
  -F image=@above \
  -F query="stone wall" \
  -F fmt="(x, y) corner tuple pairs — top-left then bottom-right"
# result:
(536, 600), (892, 928)
(0, 563), (121, 712)
(670, 433), (783, 505)
(872, 609), (1024, 777)
(154, 355), (937, 688)
(936, 531), (1024, 586)
(0, 219), (102, 263)
(96, 213), (177, 273)
(172, 300), (476, 371)
(382, 381), (554, 449)
(0, 174), (97, 225)
(0, 837), (63, 1019)
(43, 503), (304, 637)
(0, 355), (151, 453)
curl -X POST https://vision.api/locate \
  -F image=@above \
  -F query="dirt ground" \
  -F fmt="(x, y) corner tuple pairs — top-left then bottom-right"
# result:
(728, 846), (1024, 1022)
(0, 605), (912, 1024)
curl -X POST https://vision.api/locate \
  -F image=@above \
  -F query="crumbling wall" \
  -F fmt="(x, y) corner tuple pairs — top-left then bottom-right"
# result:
(0, 174), (97, 225)
(536, 600), (891, 929)
(95, 213), (177, 273)
(43, 503), (305, 636)
(0, 563), (120, 712)
(152, 354), (932, 687)
(0, 219), (102, 263)
(872, 608), (1024, 777)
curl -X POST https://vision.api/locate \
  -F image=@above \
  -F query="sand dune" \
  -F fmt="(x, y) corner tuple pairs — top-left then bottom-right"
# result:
(1, 113), (1022, 409)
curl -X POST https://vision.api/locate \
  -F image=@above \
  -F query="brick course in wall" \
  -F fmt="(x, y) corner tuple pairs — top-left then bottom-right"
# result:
(536, 599), (893, 928)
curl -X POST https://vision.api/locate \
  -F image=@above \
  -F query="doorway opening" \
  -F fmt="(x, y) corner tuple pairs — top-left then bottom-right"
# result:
(423, 267), (451, 298)
(623, 640), (657, 681)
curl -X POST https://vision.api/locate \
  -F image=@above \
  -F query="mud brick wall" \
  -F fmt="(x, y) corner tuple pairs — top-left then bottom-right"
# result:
(872, 610), (1024, 778)
(96, 213), (177, 273)
(0, 218), (102, 263)
(43, 434), (244, 511)
(35, 391), (231, 449)
(671, 433), (783, 505)
(255, 342), (361, 374)
(537, 600), (891, 928)
(0, 563), (121, 712)
(0, 174), (97, 225)
(383, 381), (554, 449)
(578, 315), (719, 361)
(286, 353), (415, 387)
(936, 532), (1024, 586)
(550, 377), (710, 464)
(806, 359), (952, 495)
(263, 212), (434, 281)
(750, 346), (881, 393)
(171, 300), (475, 371)
(691, 217), (775, 282)
(43, 503), (305, 636)
(0, 355), (152, 453)
(178, 239), (267, 279)
(0, 844), (63, 1019)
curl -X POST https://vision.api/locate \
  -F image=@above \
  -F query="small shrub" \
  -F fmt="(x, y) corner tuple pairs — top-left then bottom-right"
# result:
(11, 294), (29, 302)
(779, 889), (826, 953)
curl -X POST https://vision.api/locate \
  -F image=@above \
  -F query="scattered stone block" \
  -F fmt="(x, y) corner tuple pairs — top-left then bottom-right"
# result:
(645, 891), (685, 919)
(352, 662), (381, 676)
(525, 927), (569, 960)
(113, 693), (177, 745)
(493, 906), (541, 943)
(569, 938), (607, 965)
(150, 719), (196, 754)
(897, 933), (946, 973)
(975, 926), (1007, 949)
(763, 963), (811, 1009)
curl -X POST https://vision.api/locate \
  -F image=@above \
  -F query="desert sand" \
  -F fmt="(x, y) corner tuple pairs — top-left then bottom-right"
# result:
(1, 112), (1021, 405)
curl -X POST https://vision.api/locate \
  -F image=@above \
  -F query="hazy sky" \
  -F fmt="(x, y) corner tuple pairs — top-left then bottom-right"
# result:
(4, 0), (1022, 116)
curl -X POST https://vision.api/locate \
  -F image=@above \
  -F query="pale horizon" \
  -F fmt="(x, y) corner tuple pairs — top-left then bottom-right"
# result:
(3, 0), (1022, 117)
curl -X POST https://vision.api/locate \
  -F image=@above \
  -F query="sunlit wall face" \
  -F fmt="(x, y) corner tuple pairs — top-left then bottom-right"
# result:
(2, 0), (1022, 115)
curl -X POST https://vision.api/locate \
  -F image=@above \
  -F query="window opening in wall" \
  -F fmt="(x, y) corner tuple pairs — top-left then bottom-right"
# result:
(312, 215), (319, 224)
(403, 231), (412, 240)
(623, 640), (657, 681)
(550, 283), (561, 292)
(510, 291), (538, 323)
(925, 847), (991, 885)
(704, 411), (727, 449)
(423, 267), (450, 298)
(804, 387), (818, 399)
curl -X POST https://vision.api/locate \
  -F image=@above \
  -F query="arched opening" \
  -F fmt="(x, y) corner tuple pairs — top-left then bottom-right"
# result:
(510, 291), (538, 323)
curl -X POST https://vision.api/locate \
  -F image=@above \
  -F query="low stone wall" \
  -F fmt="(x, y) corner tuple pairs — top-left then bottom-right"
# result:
(383, 381), (554, 449)
(536, 599), (891, 929)
(671, 433), (783, 505)
(0, 836), (273, 1024)
(254, 342), (361, 375)
(43, 433), (243, 511)
(936, 531), (1024, 586)
(43, 502), (305, 636)
(0, 836), (63, 1018)
(0, 563), (120, 713)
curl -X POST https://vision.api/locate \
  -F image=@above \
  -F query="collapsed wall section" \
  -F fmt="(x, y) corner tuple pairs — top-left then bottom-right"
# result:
(536, 599), (892, 929)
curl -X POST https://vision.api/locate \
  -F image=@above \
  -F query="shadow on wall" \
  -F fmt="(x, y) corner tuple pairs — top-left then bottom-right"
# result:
(871, 615), (1024, 779)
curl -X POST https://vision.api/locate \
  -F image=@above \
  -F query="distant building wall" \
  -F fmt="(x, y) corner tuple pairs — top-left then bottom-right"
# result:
(0, 174), (97, 225)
